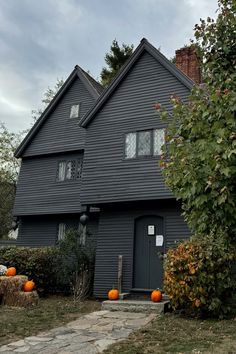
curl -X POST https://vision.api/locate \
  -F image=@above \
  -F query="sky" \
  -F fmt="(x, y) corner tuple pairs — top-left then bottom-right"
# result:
(0, 0), (218, 132)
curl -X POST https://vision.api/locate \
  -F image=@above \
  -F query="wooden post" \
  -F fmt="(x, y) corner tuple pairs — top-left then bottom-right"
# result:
(118, 255), (123, 294)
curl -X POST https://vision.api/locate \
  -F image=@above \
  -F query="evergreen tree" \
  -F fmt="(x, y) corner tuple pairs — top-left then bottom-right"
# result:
(100, 39), (134, 87)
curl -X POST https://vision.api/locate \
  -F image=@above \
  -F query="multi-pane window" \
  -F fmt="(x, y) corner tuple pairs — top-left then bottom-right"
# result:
(57, 159), (83, 182)
(125, 129), (165, 159)
(70, 104), (80, 119)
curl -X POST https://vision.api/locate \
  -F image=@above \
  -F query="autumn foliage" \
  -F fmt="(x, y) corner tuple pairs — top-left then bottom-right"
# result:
(164, 235), (235, 316)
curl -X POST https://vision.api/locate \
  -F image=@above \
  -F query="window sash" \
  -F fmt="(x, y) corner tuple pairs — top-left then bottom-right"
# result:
(58, 161), (66, 181)
(125, 133), (136, 159)
(137, 131), (151, 156)
(58, 223), (66, 241)
(153, 129), (165, 156)
(70, 104), (80, 119)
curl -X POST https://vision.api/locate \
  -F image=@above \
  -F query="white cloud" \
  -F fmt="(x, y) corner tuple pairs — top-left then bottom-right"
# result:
(0, 0), (219, 132)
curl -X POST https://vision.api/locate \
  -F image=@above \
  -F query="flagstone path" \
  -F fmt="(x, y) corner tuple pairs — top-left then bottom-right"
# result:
(0, 310), (157, 353)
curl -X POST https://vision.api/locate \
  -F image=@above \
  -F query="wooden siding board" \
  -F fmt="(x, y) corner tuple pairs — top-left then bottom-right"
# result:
(81, 51), (190, 205)
(14, 152), (83, 216)
(93, 203), (191, 298)
(23, 77), (96, 157)
(17, 214), (99, 247)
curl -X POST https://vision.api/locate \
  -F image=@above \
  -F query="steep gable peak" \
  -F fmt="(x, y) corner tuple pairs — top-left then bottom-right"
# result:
(80, 38), (194, 128)
(15, 65), (102, 158)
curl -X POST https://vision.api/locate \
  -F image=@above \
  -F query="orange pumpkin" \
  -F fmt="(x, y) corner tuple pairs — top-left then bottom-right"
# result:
(151, 289), (162, 302)
(23, 280), (35, 292)
(108, 288), (119, 300)
(6, 267), (16, 276)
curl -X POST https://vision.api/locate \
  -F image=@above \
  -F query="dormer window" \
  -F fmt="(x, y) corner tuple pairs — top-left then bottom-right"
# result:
(70, 104), (80, 119)
(125, 129), (165, 159)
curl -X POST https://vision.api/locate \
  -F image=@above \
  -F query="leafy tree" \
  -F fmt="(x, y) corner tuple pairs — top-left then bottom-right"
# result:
(158, 0), (236, 239)
(0, 123), (23, 238)
(32, 78), (64, 122)
(100, 39), (134, 87)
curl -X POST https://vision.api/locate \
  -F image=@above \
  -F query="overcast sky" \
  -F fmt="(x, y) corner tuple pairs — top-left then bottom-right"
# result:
(0, 0), (218, 132)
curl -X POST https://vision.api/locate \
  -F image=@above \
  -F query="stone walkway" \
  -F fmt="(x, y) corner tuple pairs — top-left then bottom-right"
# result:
(0, 310), (157, 354)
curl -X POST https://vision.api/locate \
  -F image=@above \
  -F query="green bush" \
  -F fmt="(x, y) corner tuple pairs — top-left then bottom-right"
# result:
(0, 246), (59, 294)
(57, 229), (96, 301)
(0, 229), (96, 297)
(164, 234), (235, 317)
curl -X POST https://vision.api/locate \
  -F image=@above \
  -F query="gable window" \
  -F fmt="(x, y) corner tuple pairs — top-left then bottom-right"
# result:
(125, 129), (165, 159)
(125, 133), (136, 159)
(138, 131), (151, 156)
(70, 104), (80, 119)
(57, 159), (82, 182)
(154, 129), (165, 156)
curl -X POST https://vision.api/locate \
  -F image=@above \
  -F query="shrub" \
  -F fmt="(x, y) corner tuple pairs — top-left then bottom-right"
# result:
(0, 229), (96, 298)
(164, 234), (235, 317)
(57, 228), (96, 302)
(0, 246), (59, 294)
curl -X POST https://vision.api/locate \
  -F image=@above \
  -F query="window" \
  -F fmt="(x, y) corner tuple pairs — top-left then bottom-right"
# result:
(125, 129), (165, 159)
(125, 133), (136, 159)
(57, 159), (83, 182)
(70, 104), (80, 119)
(78, 223), (86, 245)
(58, 223), (66, 241)
(138, 131), (151, 156)
(154, 129), (165, 156)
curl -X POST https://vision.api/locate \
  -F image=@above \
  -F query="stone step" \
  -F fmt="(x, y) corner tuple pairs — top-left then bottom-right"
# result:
(102, 299), (169, 314)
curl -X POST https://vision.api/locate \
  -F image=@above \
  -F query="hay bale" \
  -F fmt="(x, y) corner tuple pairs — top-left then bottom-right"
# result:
(3, 290), (39, 308)
(0, 275), (28, 295)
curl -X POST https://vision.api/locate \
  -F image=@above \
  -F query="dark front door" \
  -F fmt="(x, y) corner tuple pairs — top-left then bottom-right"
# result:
(133, 216), (164, 290)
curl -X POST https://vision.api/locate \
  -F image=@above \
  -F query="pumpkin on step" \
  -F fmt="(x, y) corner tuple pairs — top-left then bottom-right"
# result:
(108, 288), (119, 300)
(151, 289), (162, 302)
(6, 267), (16, 277)
(23, 280), (35, 292)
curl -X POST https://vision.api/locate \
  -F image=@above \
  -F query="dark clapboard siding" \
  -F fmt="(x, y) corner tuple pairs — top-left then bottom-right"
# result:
(17, 213), (99, 247)
(93, 201), (190, 297)
(14, 152), (84, 216)
(81, 51), (190, 205)
(23, 76), (95, 157)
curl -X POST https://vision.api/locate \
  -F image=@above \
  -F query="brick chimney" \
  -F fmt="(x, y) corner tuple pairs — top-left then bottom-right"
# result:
(175, 46), (202, 84)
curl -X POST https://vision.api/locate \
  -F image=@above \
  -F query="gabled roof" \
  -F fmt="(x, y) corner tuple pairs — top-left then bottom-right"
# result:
(80, 38), (194, 128)
(15, 66), (103, 158)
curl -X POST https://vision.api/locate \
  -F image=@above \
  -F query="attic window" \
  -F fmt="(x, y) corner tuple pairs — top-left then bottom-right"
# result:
(70, 104), (80, 119)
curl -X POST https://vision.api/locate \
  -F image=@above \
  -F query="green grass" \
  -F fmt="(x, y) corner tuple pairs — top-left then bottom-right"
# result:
(104, 312), (236, 354)
(0, 295), (101, 346)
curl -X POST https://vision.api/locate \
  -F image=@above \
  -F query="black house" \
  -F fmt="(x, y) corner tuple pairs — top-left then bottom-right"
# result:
(13, 39), (199, 298)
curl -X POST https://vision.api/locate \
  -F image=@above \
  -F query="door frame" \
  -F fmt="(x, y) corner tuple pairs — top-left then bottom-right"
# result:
(132, 214), (166, 290)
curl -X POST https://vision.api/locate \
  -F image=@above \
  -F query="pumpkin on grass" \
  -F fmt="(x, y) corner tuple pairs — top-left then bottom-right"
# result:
(151, 289), (162, 302)
(23, 280), (35, 292)
(6, 267), (16, 277)
(108, 288), (119, 300)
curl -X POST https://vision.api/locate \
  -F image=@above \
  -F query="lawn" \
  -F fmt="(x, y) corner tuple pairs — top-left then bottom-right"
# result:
(0, 295), (101, 346)
(105, 312), (236, 354)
